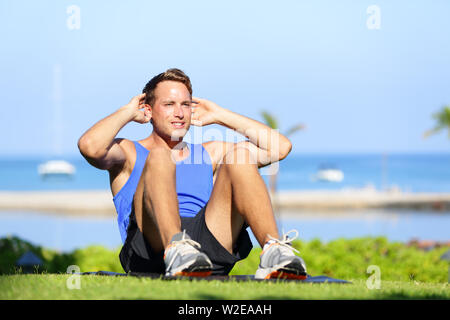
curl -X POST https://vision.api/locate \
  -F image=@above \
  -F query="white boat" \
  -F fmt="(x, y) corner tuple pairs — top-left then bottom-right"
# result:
(38, 160), (75, 177)
(314, 165), (344, 182)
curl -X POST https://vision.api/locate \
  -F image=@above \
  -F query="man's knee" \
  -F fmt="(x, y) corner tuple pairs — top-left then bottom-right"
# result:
(140, 148), (176, 185)
(222, 145), (258, 168)
(143, 147), (176, 170)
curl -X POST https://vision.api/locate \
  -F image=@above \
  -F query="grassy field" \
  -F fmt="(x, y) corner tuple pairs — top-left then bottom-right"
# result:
(0, 274), (449, 300)
(1, 236), (449, 300)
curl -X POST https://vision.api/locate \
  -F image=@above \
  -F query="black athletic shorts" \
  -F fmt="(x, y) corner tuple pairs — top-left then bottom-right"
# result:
(119, 204), (253, 275)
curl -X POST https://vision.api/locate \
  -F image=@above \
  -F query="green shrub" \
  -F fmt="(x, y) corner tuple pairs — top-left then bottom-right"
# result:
(0, 236), (48, 274)
(231, 237), (449, 283)
(71, 246), (123, 273)
(1, 236), (448, 283)
(0, 236), (124, 274)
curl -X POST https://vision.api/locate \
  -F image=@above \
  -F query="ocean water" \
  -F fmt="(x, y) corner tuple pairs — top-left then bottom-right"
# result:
(0, 209), (449, 252)
(1, 153), (450, 192)
(1, 153), (449, 251)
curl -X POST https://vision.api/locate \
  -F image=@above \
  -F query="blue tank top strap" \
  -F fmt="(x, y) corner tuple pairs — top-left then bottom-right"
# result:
(113, 141), (149, 243)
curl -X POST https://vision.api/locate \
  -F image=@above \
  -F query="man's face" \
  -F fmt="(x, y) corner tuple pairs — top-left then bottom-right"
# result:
(150, 80), (192, 141)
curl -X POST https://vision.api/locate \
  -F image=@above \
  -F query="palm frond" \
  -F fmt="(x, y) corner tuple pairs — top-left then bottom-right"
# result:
(433, 105), (450, 127)
(284, 123), (305, 137)
(424, 105), (450, 139)
(261, 111), (278, 129)
(423, 125), (444, 139)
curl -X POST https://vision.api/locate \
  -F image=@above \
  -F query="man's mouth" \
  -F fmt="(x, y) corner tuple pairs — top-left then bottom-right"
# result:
(171, 121), (185, 129)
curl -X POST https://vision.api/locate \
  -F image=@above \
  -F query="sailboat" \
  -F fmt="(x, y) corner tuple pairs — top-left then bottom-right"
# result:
(38, 64), (75, 179)
(312, 163), (344, 182)
(38, 160), (75, 177)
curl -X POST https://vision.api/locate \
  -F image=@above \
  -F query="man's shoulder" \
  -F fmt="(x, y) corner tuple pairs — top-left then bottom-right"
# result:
(114, 137), (132, 146)
(202, 140), (235, 150)
(114, 138), (140, 151)
(201, 140), (236, 164)
(110, 138), (139, 164)
(201, 140), (226, 153)
(106, 138), (142, 177)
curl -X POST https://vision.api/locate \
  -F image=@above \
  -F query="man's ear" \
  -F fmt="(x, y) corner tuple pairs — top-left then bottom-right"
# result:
(144, 104), (153, 124)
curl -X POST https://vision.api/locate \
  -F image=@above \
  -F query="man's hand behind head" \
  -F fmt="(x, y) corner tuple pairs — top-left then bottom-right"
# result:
(123, 93), (152, 124)
(190, 97), (223, 127)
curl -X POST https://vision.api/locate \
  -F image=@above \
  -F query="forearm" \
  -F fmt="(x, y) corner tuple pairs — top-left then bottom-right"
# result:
(78, 106), (135, 158)
(217, 108), (292, 159)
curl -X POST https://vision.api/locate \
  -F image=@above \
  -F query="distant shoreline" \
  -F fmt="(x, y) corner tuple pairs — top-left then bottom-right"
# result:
(2, 151), (450, 159)
(1, 189), (450, 216)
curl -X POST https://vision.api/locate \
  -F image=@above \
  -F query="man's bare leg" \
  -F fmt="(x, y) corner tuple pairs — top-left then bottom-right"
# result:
(204, 146), (280, 253)
(132, 147), (181, 252)
(205, 145), (307, 279)
(132, 147), (213, 276)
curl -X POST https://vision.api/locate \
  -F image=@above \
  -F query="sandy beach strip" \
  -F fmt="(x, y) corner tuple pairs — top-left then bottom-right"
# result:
(0, 189), (450, 216)
(271, 189), (450, 211)
(0, 190), (115, 216)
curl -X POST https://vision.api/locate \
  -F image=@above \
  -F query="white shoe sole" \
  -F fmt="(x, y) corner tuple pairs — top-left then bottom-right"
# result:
(255, 260), (307, 280)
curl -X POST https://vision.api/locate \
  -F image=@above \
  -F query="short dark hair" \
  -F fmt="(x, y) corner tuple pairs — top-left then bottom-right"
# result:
(142, 68), (192, 105)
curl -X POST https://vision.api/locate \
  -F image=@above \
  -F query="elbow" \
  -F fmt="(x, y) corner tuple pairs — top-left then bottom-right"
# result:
(77, 136), (90, 158)
(278, 138), (292, 161)
(77, 136), (101, 159)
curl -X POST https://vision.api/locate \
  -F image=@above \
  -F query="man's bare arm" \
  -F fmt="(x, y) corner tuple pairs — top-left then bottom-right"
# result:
(192, 97), (292, 167)
(77, 93), (151, 170)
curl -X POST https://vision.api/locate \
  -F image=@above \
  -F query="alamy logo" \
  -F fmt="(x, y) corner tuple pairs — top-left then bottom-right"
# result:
(366, 265), (381, 289)
(66, 265), (81, 290)
(366, 5), (381, 30)
(66, 5), (81, 30)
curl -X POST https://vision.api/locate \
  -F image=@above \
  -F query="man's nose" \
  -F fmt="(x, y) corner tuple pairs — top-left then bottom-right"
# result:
(174, 104), (184, 118)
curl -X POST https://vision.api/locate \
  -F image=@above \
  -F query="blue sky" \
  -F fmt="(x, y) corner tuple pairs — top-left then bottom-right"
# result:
(1, 0), (449, 156)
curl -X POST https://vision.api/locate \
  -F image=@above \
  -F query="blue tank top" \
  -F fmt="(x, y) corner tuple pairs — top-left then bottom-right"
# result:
(112, 141), (213, 243)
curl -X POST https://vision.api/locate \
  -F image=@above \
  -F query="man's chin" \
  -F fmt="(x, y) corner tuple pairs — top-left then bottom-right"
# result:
(170, 129), (188, 141)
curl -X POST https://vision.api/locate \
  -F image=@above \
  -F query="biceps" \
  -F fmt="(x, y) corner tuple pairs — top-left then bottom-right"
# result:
(85, 140), (126, 170)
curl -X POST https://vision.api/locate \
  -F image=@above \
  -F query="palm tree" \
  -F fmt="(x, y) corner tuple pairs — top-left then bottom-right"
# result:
(423, 105), (450, 139)
(261, 111), (305, 195)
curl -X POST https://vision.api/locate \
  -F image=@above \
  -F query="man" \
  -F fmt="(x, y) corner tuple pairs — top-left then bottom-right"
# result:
(78, 68), (307, 279)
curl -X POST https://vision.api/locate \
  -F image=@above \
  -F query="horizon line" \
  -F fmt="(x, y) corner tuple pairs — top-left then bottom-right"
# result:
(1, 150), (450, 159)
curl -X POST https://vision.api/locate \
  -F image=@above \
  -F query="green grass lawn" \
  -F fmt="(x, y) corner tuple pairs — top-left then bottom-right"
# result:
(1, 236), (449, 300)
(0, 274), (448, 300)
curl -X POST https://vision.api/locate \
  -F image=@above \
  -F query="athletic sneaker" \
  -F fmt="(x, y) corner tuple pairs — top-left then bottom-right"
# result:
(255, 230), (307, 280)
(164, 230), (213, 277)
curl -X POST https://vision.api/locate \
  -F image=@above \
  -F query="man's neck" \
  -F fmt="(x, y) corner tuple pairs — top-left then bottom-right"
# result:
(141, 132), (190, 161)
(146, 132), (184, 148)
